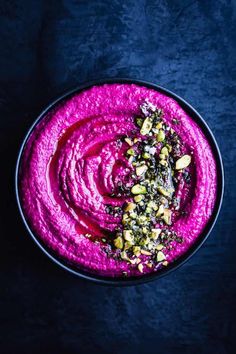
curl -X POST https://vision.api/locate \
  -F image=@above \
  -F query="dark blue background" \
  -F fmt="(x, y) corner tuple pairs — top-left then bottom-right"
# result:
(0, 1), (235, 353)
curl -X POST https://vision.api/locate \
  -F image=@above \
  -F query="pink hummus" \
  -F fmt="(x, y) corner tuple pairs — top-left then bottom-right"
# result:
(19, 84), (217, 277)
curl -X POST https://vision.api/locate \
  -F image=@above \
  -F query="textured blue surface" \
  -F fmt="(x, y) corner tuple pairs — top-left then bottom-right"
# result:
(0, 1), (235, 353)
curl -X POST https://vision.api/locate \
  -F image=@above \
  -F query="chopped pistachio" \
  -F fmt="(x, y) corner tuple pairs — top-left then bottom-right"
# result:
(151, 228), (162, 239)
(162, 261), (169, 266)
(142, 227), (148, 234)
(124, 241), (133, 250)
(159, 153), (166, 160)
(128, 156), (134, 164)
(127, 148), (135, 156)
(147, 201), (158, 210)
(157, 186), (171, 197)
(166, 144), (172, 152)
(123, 230), (133, 241)
(156, 122), (162, 129)
(139, 236), (150, 246)
(138, 263), (144, 273)
(175, 154), (191, 170)
(140, 117), (153, 135)
(131, 184), (147, 194)
(147, 262), (153, 268)
(129, 258), (137, 265)
(162, 208), (172, 225)
(141, 249), (152, 255)
(130, 212), (137, 219)
(120, 251), (129, 261)
(156, 204), (164, 217)
(124, 202), (136, 212)
(137, 215), (148, 224)
(145, 207), (152, 214)
(124, 137), (133, 146)
(134, 195), (144, 203)
(157, 130), (165, 142)
(114, 236), (124, 249)
(157, 251), (166, 262)
(161, 147), (169, 156)
(156, 244), (164, 250)
(160, 196), (168, 205)
(142, 152), (151, 159)
(122, 213), (129, 223)
(133, 137), (139, 143)
(136, 164), (148, 176)
(136, 117), (143, 127)
(133, 246), (141, 257)
(159, 159), (168, 167)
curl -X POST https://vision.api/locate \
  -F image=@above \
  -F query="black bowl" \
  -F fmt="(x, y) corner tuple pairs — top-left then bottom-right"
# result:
(15, 78), (224, 286)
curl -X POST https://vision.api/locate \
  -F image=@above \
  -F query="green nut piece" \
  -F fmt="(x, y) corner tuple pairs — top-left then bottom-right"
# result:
(157, 186), (173, 197)
(124, 137), (133, 146)
(166, 144), (172, 152)
(123, 230), (133, 242)
(133, 246), (141, 257)
(140, 249), (152, 256)
(120, 251), (129, 261)
(114, 236), (124, 249)
(161, 147), (169, 156)
(156, 204), (164, 217)
(136, 117), (143, 127)
(156, 251), (166, 262)
(138, 263), (144, 273)
(162, 209), (172, 225)
(142, 152), (151, 159)
(159, 153), (166, 160)
(151, 228), (162, 239)
(175, 154), (191, 170)
(157, 130), (165, 142)
(134, 195), (144, 203)
(140, 117), (153, 135)
(131, 184), (147, 195)
(127, 148), (135, 156)
(159, 159), (168, 167)
(136, 164), (148, 176)
(124, 241), (133, 250)
(124, 202), (136, 212)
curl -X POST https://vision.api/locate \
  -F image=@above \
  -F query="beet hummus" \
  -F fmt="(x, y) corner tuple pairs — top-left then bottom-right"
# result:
(19, 83), (217, 277)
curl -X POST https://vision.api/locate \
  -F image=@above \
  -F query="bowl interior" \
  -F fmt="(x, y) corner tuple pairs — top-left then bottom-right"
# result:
(15, 78), (224, 286)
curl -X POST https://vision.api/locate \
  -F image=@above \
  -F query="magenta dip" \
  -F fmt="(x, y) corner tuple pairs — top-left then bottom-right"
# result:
(19, 83), (217, 277)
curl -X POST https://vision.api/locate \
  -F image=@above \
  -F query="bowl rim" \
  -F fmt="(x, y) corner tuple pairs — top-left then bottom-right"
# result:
(15, 78), (224, 286)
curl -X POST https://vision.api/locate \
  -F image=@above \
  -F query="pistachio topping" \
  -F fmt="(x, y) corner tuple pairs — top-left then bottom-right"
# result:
(156, 251), (166, 262)
(114, 236), (123, 249)
(136, 164), (148, 176)
(157, 130), (165, 142)
(126, 148), (135, 156)
(138, 263), (144, 273)
(175, 154), (191, 170)
(124, 202), (136, 212)
(134, 195), (144, 203)
(124, 137), (133, 146)
(111, 101), (189, 270)
(140, 117), (153, 135)
(131, 184), (147, 195)
(162, 209), (172, 225)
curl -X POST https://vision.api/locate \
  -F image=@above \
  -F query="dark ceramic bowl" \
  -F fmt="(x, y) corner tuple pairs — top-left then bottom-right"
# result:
(15, 78), (224, 286)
